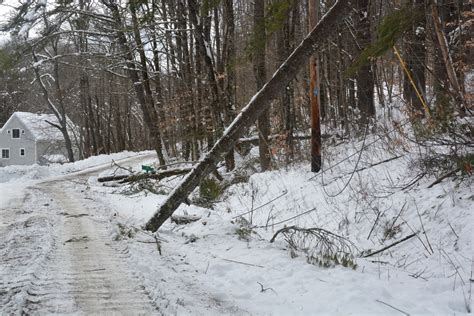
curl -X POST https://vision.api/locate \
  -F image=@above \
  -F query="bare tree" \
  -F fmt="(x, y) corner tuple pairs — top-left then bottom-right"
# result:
(145, 0), (353, 232)
(254, 0), (271, 171)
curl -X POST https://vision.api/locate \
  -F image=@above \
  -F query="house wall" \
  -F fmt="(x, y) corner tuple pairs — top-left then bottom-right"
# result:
(0, 116), (36, 167)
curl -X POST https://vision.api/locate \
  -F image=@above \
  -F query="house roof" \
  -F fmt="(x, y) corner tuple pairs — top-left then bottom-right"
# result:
(2, 112), (74, 141)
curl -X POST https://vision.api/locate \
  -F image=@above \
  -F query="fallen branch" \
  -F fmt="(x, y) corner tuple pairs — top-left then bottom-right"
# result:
(257, 282), (276, 293)
(362, 233), (416, 258)
(171, 215), (201, 225)
(427, 168), (460, 188)
(354, 155), (403, 173)
(375, 299), (410, 315)
(232, 190), (288, 219)
(269, 225), (356, 251)
(111, 159), (134, 174)
(84, 268), (106, 272)
(257, 208), (316, 229)
(97, 167), (193, 183)
(154, 234), (162, 255)
(221, 258), (264, 268)
(270, 225), (347, 243)
(64, 236), (89, 243)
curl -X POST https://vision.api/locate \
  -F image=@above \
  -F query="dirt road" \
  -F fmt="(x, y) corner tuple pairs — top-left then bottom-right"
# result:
(0, 155), (161, 314)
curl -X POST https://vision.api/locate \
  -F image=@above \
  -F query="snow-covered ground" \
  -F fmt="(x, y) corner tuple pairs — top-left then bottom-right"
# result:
(0, 136), (472, 314)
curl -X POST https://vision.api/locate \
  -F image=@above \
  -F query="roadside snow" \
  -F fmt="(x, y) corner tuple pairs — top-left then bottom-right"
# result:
(1, 143), (472, 314)
(83, 141), (472, 314)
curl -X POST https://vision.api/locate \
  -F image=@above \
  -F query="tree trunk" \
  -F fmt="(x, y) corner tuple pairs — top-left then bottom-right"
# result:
(309, 0), (321, 172)
(129, 0), (166, 166)
(104, 0), (166, 166)
(355, 0), (375, 127)
(188, 0), (224, 142)
(254, 0), (271, 171)
(431, 1), (465, 112)
(145, 0), (352, 232)
(223, 0), (236, 171)
(403, 0), (426, 115)
(31, 47), (75, 163)
(277, 2), (294, 161)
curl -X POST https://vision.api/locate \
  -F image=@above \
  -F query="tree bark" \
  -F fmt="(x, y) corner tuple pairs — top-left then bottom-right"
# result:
(97, 167), (193, 183)
(254, 0), (271, 171)
(103, 0), (166, 166)
(144, 0), (352, 232)
(277, 2), (294, 161)
(31, 48), (75, 163)
(309, 0), (321, 172)
(431, 2), (466, 112)
(129, 0), (166, 167)
(355, 0), (375, 126)
(403, 0), (426, 115)
(187, 0), (224, 141)
(223, 0), (236, 171)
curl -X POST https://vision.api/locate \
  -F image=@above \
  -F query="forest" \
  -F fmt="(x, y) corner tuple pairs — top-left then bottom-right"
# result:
(0, 0), (469, 162)
(0, 0), (473, 314)
(1, 0), (472, 228)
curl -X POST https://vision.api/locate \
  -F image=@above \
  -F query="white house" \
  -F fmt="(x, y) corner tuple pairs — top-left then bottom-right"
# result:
(0, 112), (78, 167)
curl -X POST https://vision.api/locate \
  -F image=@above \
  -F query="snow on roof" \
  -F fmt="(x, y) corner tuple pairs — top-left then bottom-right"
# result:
(6, 112), (74, 141)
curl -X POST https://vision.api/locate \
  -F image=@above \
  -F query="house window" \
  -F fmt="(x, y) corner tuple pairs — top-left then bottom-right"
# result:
(1, 149), (10, 159)
(20, 148), (25, 156)
(12, 129), (20, 138)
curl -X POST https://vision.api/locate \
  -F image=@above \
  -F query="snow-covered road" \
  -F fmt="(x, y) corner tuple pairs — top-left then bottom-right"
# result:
(0, 155), (161, 314)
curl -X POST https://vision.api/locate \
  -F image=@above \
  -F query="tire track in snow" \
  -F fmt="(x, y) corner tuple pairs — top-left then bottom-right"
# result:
(18, 181), (161, 314)
(0, 188), (57, 314)
(1, 154), (161, 314)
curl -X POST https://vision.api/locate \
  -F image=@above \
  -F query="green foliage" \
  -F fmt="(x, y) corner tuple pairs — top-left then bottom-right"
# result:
(347, 7), (423, 76)
(200, 177), (222, 201)
(234, 217), (254, 241)
(115, 223), (137, 241)
(457, 154), (474, 176)
(382, 220), (402, 240)
(201, 0), (222, 14)
(308, 252), (357, 270)
(0, 49), (17, 72)
(120, 179), (167, 196)
(413, 116), (473, 179)
(235, 226), (253, 241)
(193, 177), (223, 208)
(245, 0), (293, 61)
(265, 0), (293, 34)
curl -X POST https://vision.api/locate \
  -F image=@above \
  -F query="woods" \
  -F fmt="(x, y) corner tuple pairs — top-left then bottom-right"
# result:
(0, 0), (472, 230)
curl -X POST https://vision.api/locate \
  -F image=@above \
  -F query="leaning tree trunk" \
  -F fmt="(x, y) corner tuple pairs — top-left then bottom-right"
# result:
(145, 0), (352, 232)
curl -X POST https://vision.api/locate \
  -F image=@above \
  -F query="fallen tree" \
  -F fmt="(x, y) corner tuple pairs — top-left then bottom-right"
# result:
(97, 167), (193, 183)
(145, 0), (352, 232)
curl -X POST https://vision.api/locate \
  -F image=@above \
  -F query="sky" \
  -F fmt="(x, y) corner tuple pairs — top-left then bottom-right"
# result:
(0, 0), (16, 46)
(0, 0), (24, 46)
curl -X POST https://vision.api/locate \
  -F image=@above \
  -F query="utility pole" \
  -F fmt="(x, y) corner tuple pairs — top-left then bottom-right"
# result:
(309, 0), (321, 172)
